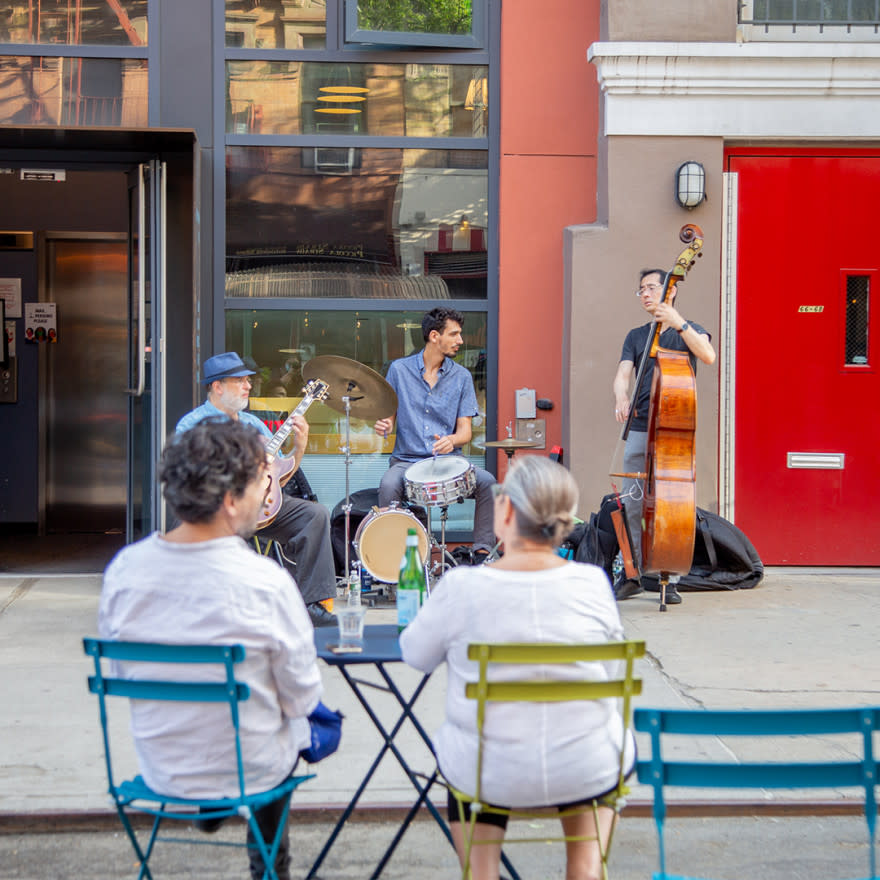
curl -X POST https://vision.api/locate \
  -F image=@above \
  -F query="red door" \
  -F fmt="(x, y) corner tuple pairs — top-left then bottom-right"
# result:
(729, 150), (880, 564)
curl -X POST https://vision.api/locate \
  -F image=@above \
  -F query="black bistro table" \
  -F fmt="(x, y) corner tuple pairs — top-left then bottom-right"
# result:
(307, 623), (520, 880)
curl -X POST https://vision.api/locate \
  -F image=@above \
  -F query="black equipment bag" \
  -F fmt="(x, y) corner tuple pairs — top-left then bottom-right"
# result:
(283, 467), (318, 502)
(567, 496), (764, 592)
(560, 493), (623, 582)
(641, 508), (764, 591)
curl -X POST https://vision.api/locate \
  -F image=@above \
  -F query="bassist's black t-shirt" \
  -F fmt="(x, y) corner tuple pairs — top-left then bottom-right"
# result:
(620, 321), (710, 432)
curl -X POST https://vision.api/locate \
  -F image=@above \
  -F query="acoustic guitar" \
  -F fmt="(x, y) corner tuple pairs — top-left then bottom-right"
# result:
(258, 378), (330, 530)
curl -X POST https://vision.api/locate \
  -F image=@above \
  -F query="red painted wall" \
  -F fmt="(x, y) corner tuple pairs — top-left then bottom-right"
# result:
(497, 1), (599, 474)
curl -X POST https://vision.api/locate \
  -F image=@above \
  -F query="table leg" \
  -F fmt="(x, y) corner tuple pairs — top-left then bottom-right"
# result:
(307, 662), (521, 880)
(306, 665), (442, 880)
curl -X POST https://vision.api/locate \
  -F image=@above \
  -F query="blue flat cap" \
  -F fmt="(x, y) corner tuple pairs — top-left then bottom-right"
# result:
(203, 351), (256, 385)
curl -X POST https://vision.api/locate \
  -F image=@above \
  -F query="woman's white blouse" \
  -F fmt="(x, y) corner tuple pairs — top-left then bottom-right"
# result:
(400, 561), (634, 808)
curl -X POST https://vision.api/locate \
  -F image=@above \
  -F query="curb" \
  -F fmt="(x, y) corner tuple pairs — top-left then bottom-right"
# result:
(0, 800), (871, 835)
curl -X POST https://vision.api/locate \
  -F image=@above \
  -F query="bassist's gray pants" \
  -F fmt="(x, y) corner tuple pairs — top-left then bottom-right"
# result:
(622, 430), (648, 573)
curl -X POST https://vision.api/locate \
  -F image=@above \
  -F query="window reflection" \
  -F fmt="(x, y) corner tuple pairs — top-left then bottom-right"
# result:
(226, 61), (488, 137)
(225, 0), (326, 49)
(0, 0), (148, 45)
(226, 146), (488, 300)
(354, 0), (473, 36)
(0, 56), (148, 126)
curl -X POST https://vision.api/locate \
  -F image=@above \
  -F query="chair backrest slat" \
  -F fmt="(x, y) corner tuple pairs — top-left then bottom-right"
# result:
(88, 676), (250, 703)
(635, 705), (880, 737)
(84, 638), (245, 665)
(465, 678), (642, 703)
(467, 641), (645, 665)
(660, 760), (867, 790)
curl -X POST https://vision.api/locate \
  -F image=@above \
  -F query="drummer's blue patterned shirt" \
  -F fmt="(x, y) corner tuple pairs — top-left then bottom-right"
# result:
(385, 350), (479, 462)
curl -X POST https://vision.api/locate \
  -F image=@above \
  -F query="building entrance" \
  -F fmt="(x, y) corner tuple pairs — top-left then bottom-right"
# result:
(0, 127), (197, 574)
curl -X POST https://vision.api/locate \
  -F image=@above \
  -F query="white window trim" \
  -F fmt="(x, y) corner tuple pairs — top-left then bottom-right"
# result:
(588, 42), (880, 138)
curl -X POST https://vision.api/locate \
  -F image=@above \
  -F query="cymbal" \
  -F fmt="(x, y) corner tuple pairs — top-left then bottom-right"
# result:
(480, 438), (541, 450)
(301, 355), (397, 421)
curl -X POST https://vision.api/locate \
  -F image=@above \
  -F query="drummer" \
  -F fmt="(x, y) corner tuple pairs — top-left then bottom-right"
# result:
(374, 307), (497, 563)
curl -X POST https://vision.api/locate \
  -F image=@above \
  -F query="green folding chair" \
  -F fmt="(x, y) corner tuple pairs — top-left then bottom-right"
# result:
(449, 639), (645, 880)
(83, 638), (315, 880)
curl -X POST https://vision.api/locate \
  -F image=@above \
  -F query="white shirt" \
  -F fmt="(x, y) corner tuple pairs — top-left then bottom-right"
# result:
(400, 562), (634, 807)
(98, 533), (323, 799)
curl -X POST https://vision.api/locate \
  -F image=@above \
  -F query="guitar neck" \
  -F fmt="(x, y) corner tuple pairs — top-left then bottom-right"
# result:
(265, 397), (316, 459)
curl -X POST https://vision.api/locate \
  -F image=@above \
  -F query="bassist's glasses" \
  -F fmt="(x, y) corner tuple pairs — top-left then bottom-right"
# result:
(636, 283), (663, 296)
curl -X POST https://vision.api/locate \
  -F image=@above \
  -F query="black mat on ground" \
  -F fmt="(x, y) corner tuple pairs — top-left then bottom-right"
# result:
(0, 532), (125, 575)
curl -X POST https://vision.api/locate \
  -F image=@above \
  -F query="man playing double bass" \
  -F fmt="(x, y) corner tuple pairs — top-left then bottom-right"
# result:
(612, 269), (716, 604)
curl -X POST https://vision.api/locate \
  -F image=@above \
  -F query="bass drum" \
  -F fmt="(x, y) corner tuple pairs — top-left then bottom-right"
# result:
(354, 507), (430, 584)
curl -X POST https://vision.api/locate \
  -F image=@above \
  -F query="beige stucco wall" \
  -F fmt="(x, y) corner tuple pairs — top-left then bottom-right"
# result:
(604, 0), (736, 42)
(563, 135), (723, 516)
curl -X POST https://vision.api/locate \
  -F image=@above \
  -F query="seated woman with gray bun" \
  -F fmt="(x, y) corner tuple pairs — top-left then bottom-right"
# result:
(400, 456), (634, 880)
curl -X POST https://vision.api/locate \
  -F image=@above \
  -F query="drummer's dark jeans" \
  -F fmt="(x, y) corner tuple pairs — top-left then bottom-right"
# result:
(379, 456), (497, 553)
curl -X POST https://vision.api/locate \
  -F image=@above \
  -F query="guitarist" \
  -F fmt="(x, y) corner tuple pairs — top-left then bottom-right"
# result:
(176, 352), (337, 627)
(611, 270), (715, 605)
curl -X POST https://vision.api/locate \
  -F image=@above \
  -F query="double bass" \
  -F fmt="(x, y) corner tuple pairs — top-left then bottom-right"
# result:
(617, 224), (704, 611)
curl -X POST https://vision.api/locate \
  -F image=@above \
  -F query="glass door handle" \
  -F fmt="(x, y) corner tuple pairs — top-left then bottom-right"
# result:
(127, 164), (146, 397)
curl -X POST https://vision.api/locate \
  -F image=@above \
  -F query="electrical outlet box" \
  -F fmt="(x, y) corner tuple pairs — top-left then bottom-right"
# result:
(515, 387), (536, 419)
(515, 418), (545, 448)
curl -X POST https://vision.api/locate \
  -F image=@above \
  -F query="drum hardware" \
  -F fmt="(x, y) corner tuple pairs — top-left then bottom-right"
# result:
(302, 355), (398, 585)
(404, 456), (476, 579)
(480, 437), (541, 464)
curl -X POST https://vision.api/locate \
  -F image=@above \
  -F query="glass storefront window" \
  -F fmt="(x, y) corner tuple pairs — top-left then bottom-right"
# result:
(226, 61), (488, 137)
(225, 0), (326, 49)
(225, 307), (488, 531)
(346, 0), (483, 48)
(226, 146), (488, 300)
(0, 1), (148, 46)
(0, 56), (148, 126)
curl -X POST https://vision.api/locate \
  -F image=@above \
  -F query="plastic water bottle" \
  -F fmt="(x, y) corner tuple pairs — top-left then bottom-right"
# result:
(348, 562), (362, 607)
(397, 528), (425, 632)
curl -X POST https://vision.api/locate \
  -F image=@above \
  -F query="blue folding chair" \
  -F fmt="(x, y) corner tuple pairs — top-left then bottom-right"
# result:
(635, 706), (880, 880)
(83, 638), (315, 880)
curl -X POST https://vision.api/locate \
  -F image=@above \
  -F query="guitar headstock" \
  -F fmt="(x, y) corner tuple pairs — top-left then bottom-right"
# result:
(302, 378), (330, 403)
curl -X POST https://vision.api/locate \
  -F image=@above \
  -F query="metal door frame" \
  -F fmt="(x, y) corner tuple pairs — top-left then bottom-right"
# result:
(126, 159), (168, 541)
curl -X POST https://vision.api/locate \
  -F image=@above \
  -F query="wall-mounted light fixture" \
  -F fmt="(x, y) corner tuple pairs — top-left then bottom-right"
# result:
(675, 161), (706, 209)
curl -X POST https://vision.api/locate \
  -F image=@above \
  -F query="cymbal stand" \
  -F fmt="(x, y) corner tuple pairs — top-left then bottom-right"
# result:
(340, 388), (357, 584)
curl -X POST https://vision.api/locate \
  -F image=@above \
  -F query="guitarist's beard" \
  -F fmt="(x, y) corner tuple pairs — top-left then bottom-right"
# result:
(215, 384), (250, 415)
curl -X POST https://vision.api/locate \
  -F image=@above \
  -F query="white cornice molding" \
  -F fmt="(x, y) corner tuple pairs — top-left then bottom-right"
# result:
(589, 42), (880, 137)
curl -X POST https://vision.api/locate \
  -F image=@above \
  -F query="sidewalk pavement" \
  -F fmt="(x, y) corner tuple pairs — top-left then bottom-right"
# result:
(2, 567), (879, 873)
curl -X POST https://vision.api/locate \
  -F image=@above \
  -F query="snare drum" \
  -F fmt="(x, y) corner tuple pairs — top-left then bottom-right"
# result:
(404, 457), (476, 508)
(354, 507), (430, 584)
